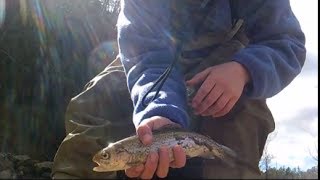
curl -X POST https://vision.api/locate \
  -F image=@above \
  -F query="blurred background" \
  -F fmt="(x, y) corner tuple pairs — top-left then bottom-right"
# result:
(0, 0), (120, 160)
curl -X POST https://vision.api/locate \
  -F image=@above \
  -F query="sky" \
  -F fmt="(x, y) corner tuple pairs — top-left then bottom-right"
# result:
(266, 0), (318, 171)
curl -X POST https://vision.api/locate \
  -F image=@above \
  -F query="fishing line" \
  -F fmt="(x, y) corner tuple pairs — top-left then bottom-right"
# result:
(141, 44), (182, 108)
(141, 0), (211, 108)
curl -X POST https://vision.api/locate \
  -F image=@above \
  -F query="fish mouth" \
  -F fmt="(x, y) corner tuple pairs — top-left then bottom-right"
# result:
(92, 154), (104, 172)
(93, 165), (106, 172)
(92, 159), (107, 172)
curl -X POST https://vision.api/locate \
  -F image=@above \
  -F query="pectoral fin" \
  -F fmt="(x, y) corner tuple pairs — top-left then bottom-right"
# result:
(126, 161), (142, 167)
(199, 152), (216, 160)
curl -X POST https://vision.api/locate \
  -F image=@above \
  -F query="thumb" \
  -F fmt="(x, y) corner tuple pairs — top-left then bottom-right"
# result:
(136, 122), (154, 145)
(186, 67), (211, 86)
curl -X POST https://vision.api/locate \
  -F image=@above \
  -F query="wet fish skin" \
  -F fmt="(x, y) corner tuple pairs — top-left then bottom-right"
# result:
(92, 126), (260, 174)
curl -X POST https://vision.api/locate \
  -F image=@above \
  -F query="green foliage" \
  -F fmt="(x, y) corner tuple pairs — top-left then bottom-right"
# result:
(0, 0), (120, 160)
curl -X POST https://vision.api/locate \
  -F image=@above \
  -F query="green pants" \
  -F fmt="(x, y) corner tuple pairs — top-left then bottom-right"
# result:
(51, 57), (275, 179)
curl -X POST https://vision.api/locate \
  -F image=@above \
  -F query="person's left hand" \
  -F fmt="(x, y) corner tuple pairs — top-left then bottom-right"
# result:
(186, 61), (250, 118)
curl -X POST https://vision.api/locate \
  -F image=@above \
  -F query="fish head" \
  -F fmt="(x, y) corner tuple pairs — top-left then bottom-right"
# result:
(92, 143), (130, 172)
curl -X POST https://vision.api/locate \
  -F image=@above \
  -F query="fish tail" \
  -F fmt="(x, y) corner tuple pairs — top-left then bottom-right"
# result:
(216, 144), (238, 167)
(216, 144), (261, 175)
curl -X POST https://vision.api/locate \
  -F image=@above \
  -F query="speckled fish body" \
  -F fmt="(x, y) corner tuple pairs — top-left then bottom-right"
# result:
(92, 127), (259, 174)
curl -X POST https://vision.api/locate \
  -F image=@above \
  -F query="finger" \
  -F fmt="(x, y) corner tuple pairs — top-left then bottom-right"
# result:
(186, 67), (211, 86)
(156, 146), (170, 178)
(194, 85), (223, 115)
(213, 98), (237, 117)
(125, 164), (144, 178)
(140, 152), (159, 179)
(136, 123), (153, 145)
(201, 93), (230, 116)
(191, 79), (215, 108)
(170, 145), (186, 168)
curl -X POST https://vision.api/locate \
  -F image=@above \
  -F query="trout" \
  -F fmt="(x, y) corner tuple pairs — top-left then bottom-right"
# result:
(92, 126), (260, 174)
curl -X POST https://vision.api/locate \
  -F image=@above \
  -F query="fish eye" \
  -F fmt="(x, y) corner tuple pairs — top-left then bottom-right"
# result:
(102, 151), (110, 159)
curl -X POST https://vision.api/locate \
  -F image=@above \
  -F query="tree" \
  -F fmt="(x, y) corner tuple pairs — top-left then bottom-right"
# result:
(308, 138), (318, 164)
(259, 131), (278, 179)
(303, 166), (318, 179)
(0, 0), (120, 160)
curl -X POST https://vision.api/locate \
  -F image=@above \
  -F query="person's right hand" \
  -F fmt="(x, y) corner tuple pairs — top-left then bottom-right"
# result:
(186, 61), (250, 118)
(125, 116), (187, 179)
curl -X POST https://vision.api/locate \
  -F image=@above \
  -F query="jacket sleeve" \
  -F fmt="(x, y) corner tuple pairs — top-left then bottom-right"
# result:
(117, 0), (189, 128)
(232, 0), (306, 99)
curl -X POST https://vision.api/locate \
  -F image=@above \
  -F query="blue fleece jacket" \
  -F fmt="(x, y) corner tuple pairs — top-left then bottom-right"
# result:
(117, 0), (306, 128)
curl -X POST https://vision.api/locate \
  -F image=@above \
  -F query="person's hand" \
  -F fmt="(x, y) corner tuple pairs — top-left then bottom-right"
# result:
(125, 116), (186, 179)
(186, 61), (250, 118)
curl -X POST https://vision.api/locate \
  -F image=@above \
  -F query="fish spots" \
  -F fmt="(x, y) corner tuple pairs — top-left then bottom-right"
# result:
(113, 143), (124, 149)
(190, 136), (213, 152)
(113, 143), (128, 154)
(175, 136), (185, 141)
(93, 129), (239, 172)
(175, 136), (186, 148)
